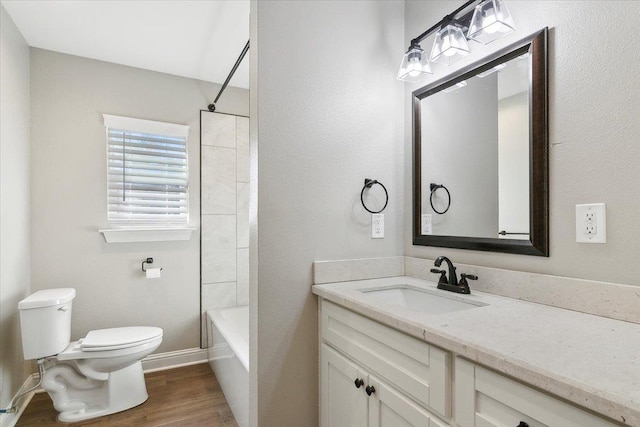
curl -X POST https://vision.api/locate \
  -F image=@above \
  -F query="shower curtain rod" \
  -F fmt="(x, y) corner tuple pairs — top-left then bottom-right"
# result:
(208, 40), (250, 112)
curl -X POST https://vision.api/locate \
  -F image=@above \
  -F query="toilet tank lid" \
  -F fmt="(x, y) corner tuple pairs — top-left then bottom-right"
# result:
(18, 288), (76, 310)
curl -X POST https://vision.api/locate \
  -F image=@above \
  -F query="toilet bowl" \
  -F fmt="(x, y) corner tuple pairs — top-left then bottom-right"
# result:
(18, 289), (163, 423)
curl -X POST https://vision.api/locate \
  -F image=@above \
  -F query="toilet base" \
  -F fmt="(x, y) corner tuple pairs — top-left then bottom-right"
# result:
(52, 361), (148, 423)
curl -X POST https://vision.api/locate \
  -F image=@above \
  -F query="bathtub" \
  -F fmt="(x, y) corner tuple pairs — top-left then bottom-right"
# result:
(207, 306), (248, 427)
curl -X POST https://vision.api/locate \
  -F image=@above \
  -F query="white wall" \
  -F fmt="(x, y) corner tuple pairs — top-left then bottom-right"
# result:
(0, 3), (31, 408)
(252, 1), (404, 425)
(405, 1), (640, 286)
(30, 49), (248, 353)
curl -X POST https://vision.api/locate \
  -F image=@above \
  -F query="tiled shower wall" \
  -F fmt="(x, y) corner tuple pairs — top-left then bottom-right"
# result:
(200, 111), (249, 346)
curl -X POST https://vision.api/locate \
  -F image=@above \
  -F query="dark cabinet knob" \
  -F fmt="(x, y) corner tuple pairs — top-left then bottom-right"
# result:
(354, 378), (364, 389)
(517, 422), (529, 427)
(365, 385), (376, 396)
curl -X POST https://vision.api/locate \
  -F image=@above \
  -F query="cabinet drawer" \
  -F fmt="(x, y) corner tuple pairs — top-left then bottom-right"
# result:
(455, 358), (617, 427)
(321, 300), (450, 418)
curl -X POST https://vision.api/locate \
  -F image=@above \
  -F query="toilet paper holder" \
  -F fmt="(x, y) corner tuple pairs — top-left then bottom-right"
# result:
(141, 258), (162, 272)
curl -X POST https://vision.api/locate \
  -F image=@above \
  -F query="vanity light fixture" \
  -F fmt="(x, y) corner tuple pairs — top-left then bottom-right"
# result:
(467, 0), (516, 44)
(430, 23), (471, 65)
(398, 0), (515, 83)
(397, 43), (432, 82)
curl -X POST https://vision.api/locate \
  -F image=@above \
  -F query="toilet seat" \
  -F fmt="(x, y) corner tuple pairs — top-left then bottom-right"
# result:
(57, 326), (163, 361)
(81, 326), (163, 351)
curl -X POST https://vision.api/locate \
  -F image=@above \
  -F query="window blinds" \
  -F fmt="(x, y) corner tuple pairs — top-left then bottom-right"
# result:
(104, 115), (190, 227)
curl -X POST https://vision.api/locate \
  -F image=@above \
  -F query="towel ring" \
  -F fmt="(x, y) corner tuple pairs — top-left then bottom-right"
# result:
(360, 179), (388, 214)
(429, 183), (451, 215)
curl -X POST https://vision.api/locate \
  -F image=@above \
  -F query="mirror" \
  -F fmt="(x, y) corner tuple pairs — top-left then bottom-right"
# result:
(413, 28), (548, 256)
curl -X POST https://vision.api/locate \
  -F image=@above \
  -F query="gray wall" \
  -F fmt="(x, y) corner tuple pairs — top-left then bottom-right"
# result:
(0, 3), (31, 408)
(405, 1), (640, 286)
(252, 1), (404, 425)
(30, 49), (248, 354)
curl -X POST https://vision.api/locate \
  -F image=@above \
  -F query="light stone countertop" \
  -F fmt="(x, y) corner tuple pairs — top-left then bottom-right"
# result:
(312, 276), (640, 426)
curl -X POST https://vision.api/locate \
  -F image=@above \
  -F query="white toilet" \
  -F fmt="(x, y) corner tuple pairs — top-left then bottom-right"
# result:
(18, 288), (163, 423)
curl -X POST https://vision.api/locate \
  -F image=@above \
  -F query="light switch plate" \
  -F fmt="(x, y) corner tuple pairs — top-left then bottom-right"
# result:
(576, 203), (606, 243)
(421, 214), (432, 235)
(372, 214), (384, 239)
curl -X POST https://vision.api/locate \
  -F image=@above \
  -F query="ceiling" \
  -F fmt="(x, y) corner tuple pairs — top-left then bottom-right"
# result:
(1, 0), (250, 89)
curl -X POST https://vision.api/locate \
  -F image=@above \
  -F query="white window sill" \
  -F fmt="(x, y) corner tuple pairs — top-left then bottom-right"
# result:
(99, 227), (196, 243)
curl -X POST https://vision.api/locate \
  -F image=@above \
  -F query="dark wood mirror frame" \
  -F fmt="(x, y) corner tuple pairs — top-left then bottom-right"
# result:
(412, 28), (548, 256)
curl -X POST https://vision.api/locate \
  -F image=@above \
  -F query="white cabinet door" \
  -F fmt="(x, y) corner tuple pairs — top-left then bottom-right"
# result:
(368, 375), (444, 427)
(321, 344), (369, 427)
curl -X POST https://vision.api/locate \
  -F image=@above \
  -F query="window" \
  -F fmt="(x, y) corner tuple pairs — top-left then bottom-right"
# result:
(103, 114), (190, 228)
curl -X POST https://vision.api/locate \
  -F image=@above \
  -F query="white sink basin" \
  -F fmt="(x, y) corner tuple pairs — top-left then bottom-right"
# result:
(360, 285), (486, 315)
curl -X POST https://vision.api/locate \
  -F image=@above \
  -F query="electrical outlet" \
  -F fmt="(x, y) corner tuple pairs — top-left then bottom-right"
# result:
(584, 211), (597, 234)
(576, 203), (606, 243)
(372, 214), (384, 239)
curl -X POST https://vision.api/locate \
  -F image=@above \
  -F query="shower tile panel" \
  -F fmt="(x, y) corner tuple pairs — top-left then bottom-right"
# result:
(236, 116), (250, 182)
(237, 183), (250, 248)
(237, 248), (250, 306)
(202, 113), (236, 148)
(201, 215), (237, 283)
(202, 146), (236, 215)
(201, 281), (236, 347)
(202, 281), (237, 310)
(200, 111), (250, 348)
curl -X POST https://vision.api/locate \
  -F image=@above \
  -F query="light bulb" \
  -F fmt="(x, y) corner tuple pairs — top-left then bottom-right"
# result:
(407, 53), (422, 77)
(482, 12), (499, 34)
(441, 37), (454, 56)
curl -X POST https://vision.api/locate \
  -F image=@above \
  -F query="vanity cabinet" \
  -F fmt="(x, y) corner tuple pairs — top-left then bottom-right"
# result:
(454, 358), (618, 427)
(322, 344), (447, 427)
(320, 299), (451, 426)
(319, 297), (623, 427)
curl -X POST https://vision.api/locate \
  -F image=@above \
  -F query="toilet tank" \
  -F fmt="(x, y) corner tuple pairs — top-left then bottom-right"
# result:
(18, 288), (75, 360)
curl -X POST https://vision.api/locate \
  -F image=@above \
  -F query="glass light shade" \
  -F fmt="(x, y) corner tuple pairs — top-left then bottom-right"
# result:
(397, 45), (432, 82)
(467, 0), (516, 44)
(430, 24), (470, 65)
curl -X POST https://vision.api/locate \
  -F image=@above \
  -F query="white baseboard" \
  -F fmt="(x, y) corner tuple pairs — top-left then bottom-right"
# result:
(208, 343), (231, 361)
(142, 347), (209, 373)
(0, 374), (39, 427)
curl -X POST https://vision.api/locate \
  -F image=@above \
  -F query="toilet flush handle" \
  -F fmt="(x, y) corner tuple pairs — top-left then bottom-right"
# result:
(58, 306), (69, 312)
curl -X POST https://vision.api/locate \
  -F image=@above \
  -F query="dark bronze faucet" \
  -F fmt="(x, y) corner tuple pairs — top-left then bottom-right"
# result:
(430, 256), (477, 294)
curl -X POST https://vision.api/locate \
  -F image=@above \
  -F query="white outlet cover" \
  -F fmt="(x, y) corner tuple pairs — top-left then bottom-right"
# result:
(421, 214), (432, 235)
(371, 214), (384, 239)
(576, 203), (606, 243)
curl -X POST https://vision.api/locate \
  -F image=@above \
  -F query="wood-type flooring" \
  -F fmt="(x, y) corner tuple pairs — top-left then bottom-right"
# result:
(16, 362), (238, 426)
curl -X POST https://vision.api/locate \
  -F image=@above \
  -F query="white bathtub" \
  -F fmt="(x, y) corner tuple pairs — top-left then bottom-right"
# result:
(207, 306), (248, 427)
